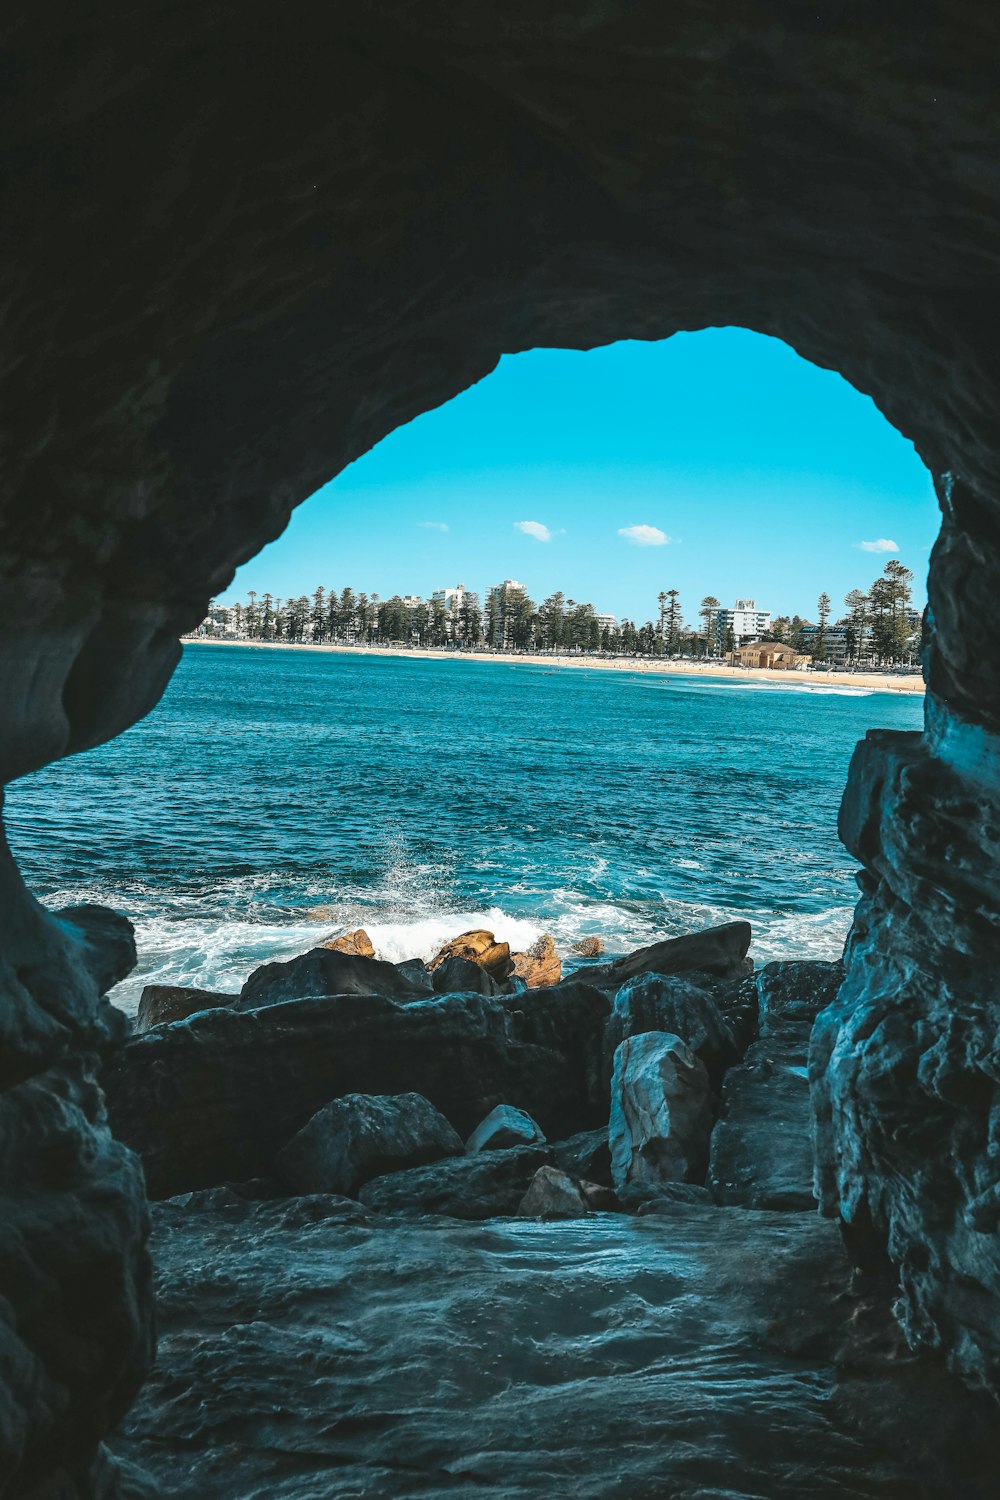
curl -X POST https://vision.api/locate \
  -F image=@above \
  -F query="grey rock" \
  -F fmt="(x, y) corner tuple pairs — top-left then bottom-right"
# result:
(576, 921), (753, 991)
(609, 1031), (713, 1192)
(105, 984), (610, 1197)
(465, 1103), (546, 1153)
(431, 954), (505, 995)
(517, 1165), (588, 1219)
(606, 971), (740, 1085)
(275, 1092), (462, 1196)
(114, 1197), (1000, 1498)
(136, 983), (234, 1032)
(709, 1041), (817, 1212)
(359, 1145), (553, 1218)
(551, 1127), (613, 1187)
(55, 904), (138, 996)
(238, 946), (435, 1008)
(758, 960), (844, 1044)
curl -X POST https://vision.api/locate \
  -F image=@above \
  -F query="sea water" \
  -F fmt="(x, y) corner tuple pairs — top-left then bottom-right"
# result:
(5, 645), (923, 1012)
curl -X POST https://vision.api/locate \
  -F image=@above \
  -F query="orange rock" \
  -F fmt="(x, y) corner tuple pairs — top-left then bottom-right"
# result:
(511, 934), (561, 988)
(571, 937), (605, 958)
(321, 928), (376, 958)
(428, 929), (513, 980)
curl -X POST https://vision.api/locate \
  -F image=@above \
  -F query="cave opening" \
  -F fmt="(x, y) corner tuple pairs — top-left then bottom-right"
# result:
(4, 9), (1000, 1495)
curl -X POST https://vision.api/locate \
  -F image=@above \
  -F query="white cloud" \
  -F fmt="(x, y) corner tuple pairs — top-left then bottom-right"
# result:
(618, 524), (670, 547)
(515, 520), (552, 542)
(854, 538), (899, 554)
(418, 521), (449, 532)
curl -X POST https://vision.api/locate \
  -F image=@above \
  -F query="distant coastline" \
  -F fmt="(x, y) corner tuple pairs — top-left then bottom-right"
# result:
(183, 637), (925, 695)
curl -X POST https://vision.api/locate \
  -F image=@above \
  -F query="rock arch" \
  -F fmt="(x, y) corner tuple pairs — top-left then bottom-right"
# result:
(2, 4), (999, 1490)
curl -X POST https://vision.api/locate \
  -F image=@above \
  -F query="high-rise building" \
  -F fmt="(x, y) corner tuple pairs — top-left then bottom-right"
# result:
(715, 598), (772, 646)
(485, 579), (527, 647)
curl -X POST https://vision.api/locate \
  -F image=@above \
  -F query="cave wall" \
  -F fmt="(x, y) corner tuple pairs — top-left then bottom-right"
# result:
(3, 1), (1000, 1488)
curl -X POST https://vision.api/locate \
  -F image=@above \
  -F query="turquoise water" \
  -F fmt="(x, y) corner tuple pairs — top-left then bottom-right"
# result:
(5, 645), (923, 1011)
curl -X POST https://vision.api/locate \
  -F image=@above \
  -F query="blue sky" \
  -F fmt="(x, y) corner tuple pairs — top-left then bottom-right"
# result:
(222, 328), (939, 624)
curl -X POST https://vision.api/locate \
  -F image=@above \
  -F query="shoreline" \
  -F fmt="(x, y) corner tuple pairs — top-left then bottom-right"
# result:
(183, 637), (925, 695)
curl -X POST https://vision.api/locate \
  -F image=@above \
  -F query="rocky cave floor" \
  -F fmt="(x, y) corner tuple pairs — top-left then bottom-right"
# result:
(102, 929), (1000, 1498)
(115, 1195), (997, 1500)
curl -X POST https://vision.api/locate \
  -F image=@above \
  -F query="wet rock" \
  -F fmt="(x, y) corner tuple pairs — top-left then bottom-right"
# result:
(465, 1103), (546, 1153)
(359, 1144), (552, 1218)
(635, 1182), (715, 1212)
(114, 1198), (1000, 1499)
(275, 1092), (463, 1196)
(571, 936), (605, 957)
(321, 928), (375, 957)
(517, 1165), (588, 1219)
(579, 1180), (621, 1211)
(136, 984), (234, 1032)
(607, 972), (741, 1086)
(712, 969), (761, 1055)
(104, 984), (610, 1197)
(551, 1127), (613, 1187)
(237, 946), (434, 1009)
(758, 960), (844, 1043)
(55, 904), (138, 995)
(428, 929), (514, 982)
(708, 1041), (816, 1212)
(511, 933), (561, 988)
(609, 1031), (713, 1192)
(572, 921), (752, 991)
(430, 954), (505, 995)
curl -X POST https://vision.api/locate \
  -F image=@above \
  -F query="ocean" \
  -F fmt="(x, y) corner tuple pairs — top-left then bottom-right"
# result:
(5, 645), (923, 1013)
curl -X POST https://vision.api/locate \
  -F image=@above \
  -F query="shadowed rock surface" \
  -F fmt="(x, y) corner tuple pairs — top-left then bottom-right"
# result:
(274, 1092), (463, 1197)
(111, 1197), (1000, 1499)
(135, 984), (234, 1033)
(571, 920), (753, 989)
(359, 1145), (554, 1217)
(237, 946), (435, 1008)
(465, 1103), (547, 1153)
(104, 985), (609, 1197)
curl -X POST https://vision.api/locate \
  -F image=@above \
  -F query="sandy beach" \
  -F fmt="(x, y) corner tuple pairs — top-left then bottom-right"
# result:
(185, 637), (925, 695)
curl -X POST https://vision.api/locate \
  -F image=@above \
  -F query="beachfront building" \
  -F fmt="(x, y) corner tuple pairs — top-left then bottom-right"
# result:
(715, 598), (772, 648)
(485, 578), (529, 648)
(728, 640), (810, 670)
(594, 612), (618, 635)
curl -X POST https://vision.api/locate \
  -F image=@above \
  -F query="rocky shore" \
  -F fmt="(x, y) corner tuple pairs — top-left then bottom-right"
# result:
(103, 918), (998, 1497)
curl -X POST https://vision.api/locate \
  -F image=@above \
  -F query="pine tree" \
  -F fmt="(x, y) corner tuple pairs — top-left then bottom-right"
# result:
(815, 592), (832, 662)
(699, 596), (720, 657)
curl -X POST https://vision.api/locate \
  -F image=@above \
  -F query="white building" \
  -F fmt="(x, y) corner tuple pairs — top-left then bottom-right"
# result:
(594, 612), (618, 634)
(401, 594), (424, 610)
(431, 582), (469, 611)
(716, 598), (772, 646)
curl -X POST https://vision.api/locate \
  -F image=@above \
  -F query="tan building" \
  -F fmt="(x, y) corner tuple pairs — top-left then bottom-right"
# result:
(728, 640), (811, 670)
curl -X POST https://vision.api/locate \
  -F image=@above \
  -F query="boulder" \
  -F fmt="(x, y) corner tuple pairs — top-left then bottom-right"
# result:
(568, 921), (752, 991)
(579, 1180), (620, 1211)
(511, 934), (561, 988)
(431, 954), (505, 996)
(550, 1128), (612, 1188)
(571, 937), (605, 958)
(104, 983), (610, 1197)
(465, 1104), (546, 1153)
(55, 904), (137, 994)
(275, 1092), (462, 1196)
(757, 960), (844, 1044)
(707, 1040), (817, 1211)
(606, 973), (740, 1086)
(427, 929), (514, 981)
(609, 1032), (713, 1192)
(136, 984), (235, 1032)
(517, 1166), (588, 1219)
(321, 928), (375, 957)
(237, 946), (434, 1010)
(359, 1145), (552, 1218)
(711, 970), (760, 1055)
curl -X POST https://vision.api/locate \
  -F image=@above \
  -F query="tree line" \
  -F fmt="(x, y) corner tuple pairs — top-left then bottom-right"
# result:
(205, 559), (920, 665)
